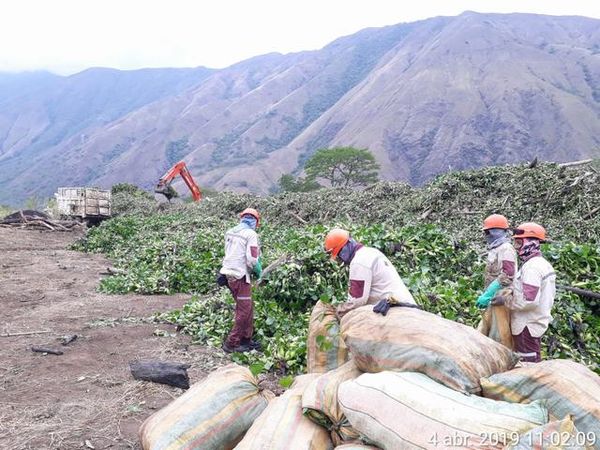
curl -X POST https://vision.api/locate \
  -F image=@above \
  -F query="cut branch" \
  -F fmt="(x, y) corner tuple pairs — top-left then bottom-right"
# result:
(583, 206), (600, 220)
(289, 211), (307, 224)
(1, 330), (52, 337)
(419, 208), (433, 220)
(557, 285), (600, 301)
(31, 346), (63, 355)
(31, 220), (54, 230)
(558, 159), (593, 168)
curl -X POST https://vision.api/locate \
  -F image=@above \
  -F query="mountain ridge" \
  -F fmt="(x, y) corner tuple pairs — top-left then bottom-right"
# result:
(0, 11), (599, 204)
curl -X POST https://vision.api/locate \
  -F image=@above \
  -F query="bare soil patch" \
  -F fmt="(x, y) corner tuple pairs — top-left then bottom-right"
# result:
(0, 228), (230, 449)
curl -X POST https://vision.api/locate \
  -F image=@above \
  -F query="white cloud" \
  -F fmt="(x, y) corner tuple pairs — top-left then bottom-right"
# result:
(0, 0), (599, 75)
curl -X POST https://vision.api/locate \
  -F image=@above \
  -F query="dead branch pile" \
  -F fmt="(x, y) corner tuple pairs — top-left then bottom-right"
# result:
(0, 210), (83, 231)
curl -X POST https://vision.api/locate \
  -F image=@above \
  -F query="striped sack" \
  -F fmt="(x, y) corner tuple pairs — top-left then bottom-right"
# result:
(340, 305), (518, 393)
(334, 444), (381, 450)
(235, 373), (333, 450)
(139, 364), (274, 450)
(302, 359), (363, 445)
(307, 300), (349, 373)
(477, 304), (513, 349)
(507, 416), (588, 450)
(481, 359), (600, 449)
(338, 371), (548, 450)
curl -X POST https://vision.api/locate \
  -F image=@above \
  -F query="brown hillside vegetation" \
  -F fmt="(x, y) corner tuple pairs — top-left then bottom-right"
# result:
(0, 12), (599, 204)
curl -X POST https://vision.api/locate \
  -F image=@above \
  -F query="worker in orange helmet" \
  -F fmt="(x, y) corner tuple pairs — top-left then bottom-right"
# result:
(482, 214), (517, 287)
(218, 208), (262, 353)
(324, 228), (416, 318)
(476, 214), (518, 348)
(491, 222), (556, 362)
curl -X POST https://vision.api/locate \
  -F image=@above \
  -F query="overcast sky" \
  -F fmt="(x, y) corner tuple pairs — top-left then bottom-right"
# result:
(1, 0), (599, 75)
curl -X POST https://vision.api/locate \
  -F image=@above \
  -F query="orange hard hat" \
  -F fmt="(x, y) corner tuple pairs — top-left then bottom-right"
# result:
(483, 214), (510, 230)
(513, 222), (546, 241)
(240, 208), (260, 227)
(324, 228), (350, 260)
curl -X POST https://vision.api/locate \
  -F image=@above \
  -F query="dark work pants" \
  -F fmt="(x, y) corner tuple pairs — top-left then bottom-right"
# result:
(225, 276), (254, 347)
(513, 326), (542, 362)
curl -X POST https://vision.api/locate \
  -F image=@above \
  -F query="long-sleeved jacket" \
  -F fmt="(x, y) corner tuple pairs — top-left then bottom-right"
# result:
(337, 246), (415, 317)
(219, 223), (260, 283)
(485, 241), (517, 287)
(506, 255), (556, 337)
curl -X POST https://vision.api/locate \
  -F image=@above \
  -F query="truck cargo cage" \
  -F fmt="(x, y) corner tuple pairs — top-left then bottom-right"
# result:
(55, 187), (111, 223)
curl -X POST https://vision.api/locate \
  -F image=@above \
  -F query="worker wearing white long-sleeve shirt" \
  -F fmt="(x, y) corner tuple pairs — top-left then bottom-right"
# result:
(491, 222), (556, 362)
(324, 228), (415, 318)
(482, 214), (517, 287)
(219, 208), (262, 353)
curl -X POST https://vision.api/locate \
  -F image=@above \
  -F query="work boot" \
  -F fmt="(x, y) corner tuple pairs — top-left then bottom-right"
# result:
(222, 341), (251, 354)
(242, 338), (262, 351)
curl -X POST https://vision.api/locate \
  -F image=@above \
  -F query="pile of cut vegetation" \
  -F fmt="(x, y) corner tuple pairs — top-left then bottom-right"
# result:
(418, 162), (600, 243)
(75, 162), (600, 376)
(137, 161), (600, 243)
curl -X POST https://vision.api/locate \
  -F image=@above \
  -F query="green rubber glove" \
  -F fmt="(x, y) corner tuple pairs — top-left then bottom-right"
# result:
(253, 257), (263, 278)
(476, 279), (501, 309)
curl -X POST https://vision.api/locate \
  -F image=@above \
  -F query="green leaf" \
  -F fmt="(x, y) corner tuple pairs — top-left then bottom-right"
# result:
(279, 375), (294, 388)
(249, 363), (265, 376)
(319, 293), (331, 304)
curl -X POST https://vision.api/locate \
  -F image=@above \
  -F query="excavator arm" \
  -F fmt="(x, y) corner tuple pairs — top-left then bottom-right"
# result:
(155, 161), (202, 202)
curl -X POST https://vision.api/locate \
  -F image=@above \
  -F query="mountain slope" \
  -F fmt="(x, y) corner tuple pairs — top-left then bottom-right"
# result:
(278, 12), (600, 184)
(0, 67), (213, 202)
(0, 12), (599, 204)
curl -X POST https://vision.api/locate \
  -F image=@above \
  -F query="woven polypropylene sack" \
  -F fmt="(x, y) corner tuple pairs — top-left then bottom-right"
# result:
(507, 416), (588, 449)
(139, 364), (274, 450)
(477, 304), (514, 349)
(235, 373), (333, 450)
(341, 305), (518, 393)
(339, 371), (548, 450)
(481, 359), (600, 449)
(334, 444), (381, 450)
(302, 359), (362, 445)
(307, 300), (349, 373)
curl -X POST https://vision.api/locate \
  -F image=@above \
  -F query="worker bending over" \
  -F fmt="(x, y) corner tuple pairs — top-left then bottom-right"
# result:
(324, 228), (415, 318)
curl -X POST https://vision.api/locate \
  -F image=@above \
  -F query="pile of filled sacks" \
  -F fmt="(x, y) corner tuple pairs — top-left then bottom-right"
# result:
(139, 303), (600, 449)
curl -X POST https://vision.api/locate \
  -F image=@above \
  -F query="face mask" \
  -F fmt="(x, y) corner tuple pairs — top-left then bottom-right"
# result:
(485, 228), (510, 249)
(338, 239), (357, 265)
(517, 238), (541, 261)
(241, 215), (257, 230)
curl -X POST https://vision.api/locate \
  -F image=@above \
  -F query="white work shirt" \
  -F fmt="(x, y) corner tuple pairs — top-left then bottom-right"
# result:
(337, 246), (415, 317)
(219, 223), (260, 283)
(485, 241), (518, 286)
(507, 255), (556, 337)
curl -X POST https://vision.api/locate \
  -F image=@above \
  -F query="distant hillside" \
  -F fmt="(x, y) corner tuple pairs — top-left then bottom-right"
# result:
(0, 67), (213, 203)
(1, 11), (599, 205)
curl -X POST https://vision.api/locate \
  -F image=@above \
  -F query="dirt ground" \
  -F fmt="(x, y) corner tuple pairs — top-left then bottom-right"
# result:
(0, 227), (231, 449)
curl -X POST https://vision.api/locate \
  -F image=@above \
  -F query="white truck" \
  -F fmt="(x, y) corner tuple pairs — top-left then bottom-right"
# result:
(54, 187), (111, 224)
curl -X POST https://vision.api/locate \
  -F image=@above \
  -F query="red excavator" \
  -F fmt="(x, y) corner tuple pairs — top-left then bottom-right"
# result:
(155, 161), (202, 202)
